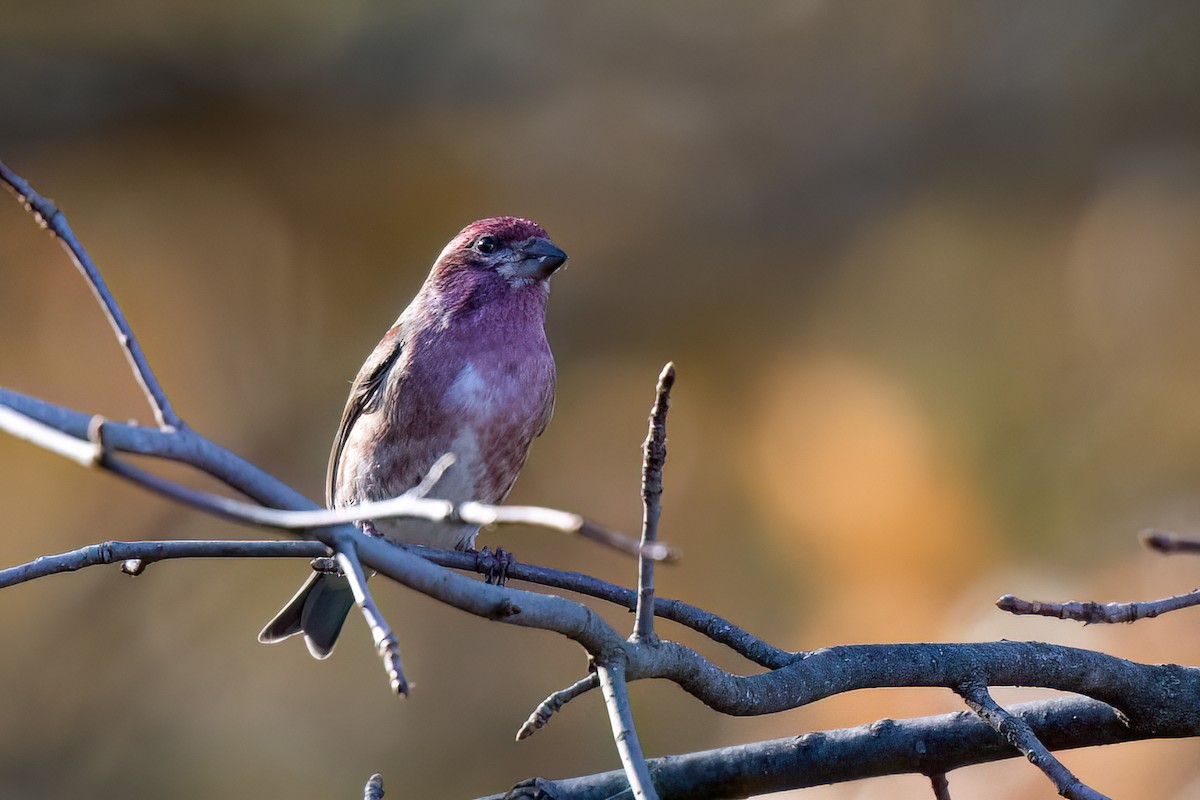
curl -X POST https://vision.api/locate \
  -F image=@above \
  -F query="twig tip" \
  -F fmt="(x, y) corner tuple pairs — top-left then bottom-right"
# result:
(659, 361), (676, 387)
(1140, 528), (1170, 549)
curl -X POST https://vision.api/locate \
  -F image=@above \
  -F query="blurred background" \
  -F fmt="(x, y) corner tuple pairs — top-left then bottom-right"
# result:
(3, 2), (1200, 798)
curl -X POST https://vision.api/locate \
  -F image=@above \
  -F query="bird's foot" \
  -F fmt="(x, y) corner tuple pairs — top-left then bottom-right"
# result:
(310, 556), (343, 575)
(472, 546), (516, 586)
(310, 521), (382, 575)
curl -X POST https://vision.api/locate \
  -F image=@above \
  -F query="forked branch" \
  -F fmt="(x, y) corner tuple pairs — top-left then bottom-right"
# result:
(956, 682), (1108, 800)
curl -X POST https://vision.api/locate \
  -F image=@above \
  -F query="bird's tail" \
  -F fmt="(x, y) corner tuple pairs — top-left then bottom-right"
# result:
(258, 572), (356, 659)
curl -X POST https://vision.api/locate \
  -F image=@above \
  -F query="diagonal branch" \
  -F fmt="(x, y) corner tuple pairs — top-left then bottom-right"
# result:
(956, 682), (1109, 800)
(0, 160), (182, 430)
(633, 362), (674, 644)
(337, 541), (409, 695)
(597, 660), (659, 800)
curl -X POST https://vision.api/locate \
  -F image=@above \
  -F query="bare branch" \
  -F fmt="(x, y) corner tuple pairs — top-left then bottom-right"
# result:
(516, 673), (600, 741)
(996, 528), (1200, 623)
(617, 638), (1198, 726)
(1141, 528), (1200, 555)
(0, 160), (182, 430)
(996, 590), (1200, 623)
(929, 772), (952, 800)
(597, 660), (658, 800)
(0, 539), (327, 589)
(336, 543), (408, 695)
(481, 698), (1148, 800)
(633, 362), (674, 644)
(956, 682), (1109, 800)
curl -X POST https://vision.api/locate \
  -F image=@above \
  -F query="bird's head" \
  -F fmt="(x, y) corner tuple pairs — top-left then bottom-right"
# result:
(434, 217), (568, 289)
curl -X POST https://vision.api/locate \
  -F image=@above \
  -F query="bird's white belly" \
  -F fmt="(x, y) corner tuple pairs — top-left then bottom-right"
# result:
(343, 359), (540, 551)
(363, 426), (487, 550)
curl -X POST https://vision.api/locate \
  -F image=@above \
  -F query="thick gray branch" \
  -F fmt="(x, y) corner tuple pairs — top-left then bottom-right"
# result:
(624, 639), (1198, 730)
(484, 697), (1170, 800)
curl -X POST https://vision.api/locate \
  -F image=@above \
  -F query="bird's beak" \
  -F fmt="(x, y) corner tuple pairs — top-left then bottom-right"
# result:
(517, 237), (568, 280)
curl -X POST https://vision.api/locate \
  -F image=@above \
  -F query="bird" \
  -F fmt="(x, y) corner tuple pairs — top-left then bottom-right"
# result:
(258, 217), (567, 659)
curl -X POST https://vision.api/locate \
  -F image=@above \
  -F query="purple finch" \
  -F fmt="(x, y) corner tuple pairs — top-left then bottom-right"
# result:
(259, 217), (567, 658)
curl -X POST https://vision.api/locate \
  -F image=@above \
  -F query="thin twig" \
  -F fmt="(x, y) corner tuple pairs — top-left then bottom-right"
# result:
(516, 673), (601, 741)
(1141, 528), (1200, 555)
(337, 542), (408, 695)
(3, 355), (1200, 792)
(633, 362), (674, 643)
(0, 539), (328, 588)
(996, 591), (1200, 623)
(929, 772), (951, 800)
(956, 682), (1109, 800)
(0, 160), (182, 430)
(596, 660), (659, 800)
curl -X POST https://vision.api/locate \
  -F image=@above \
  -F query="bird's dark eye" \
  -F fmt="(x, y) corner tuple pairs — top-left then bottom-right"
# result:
(474, 236), (498, 254)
